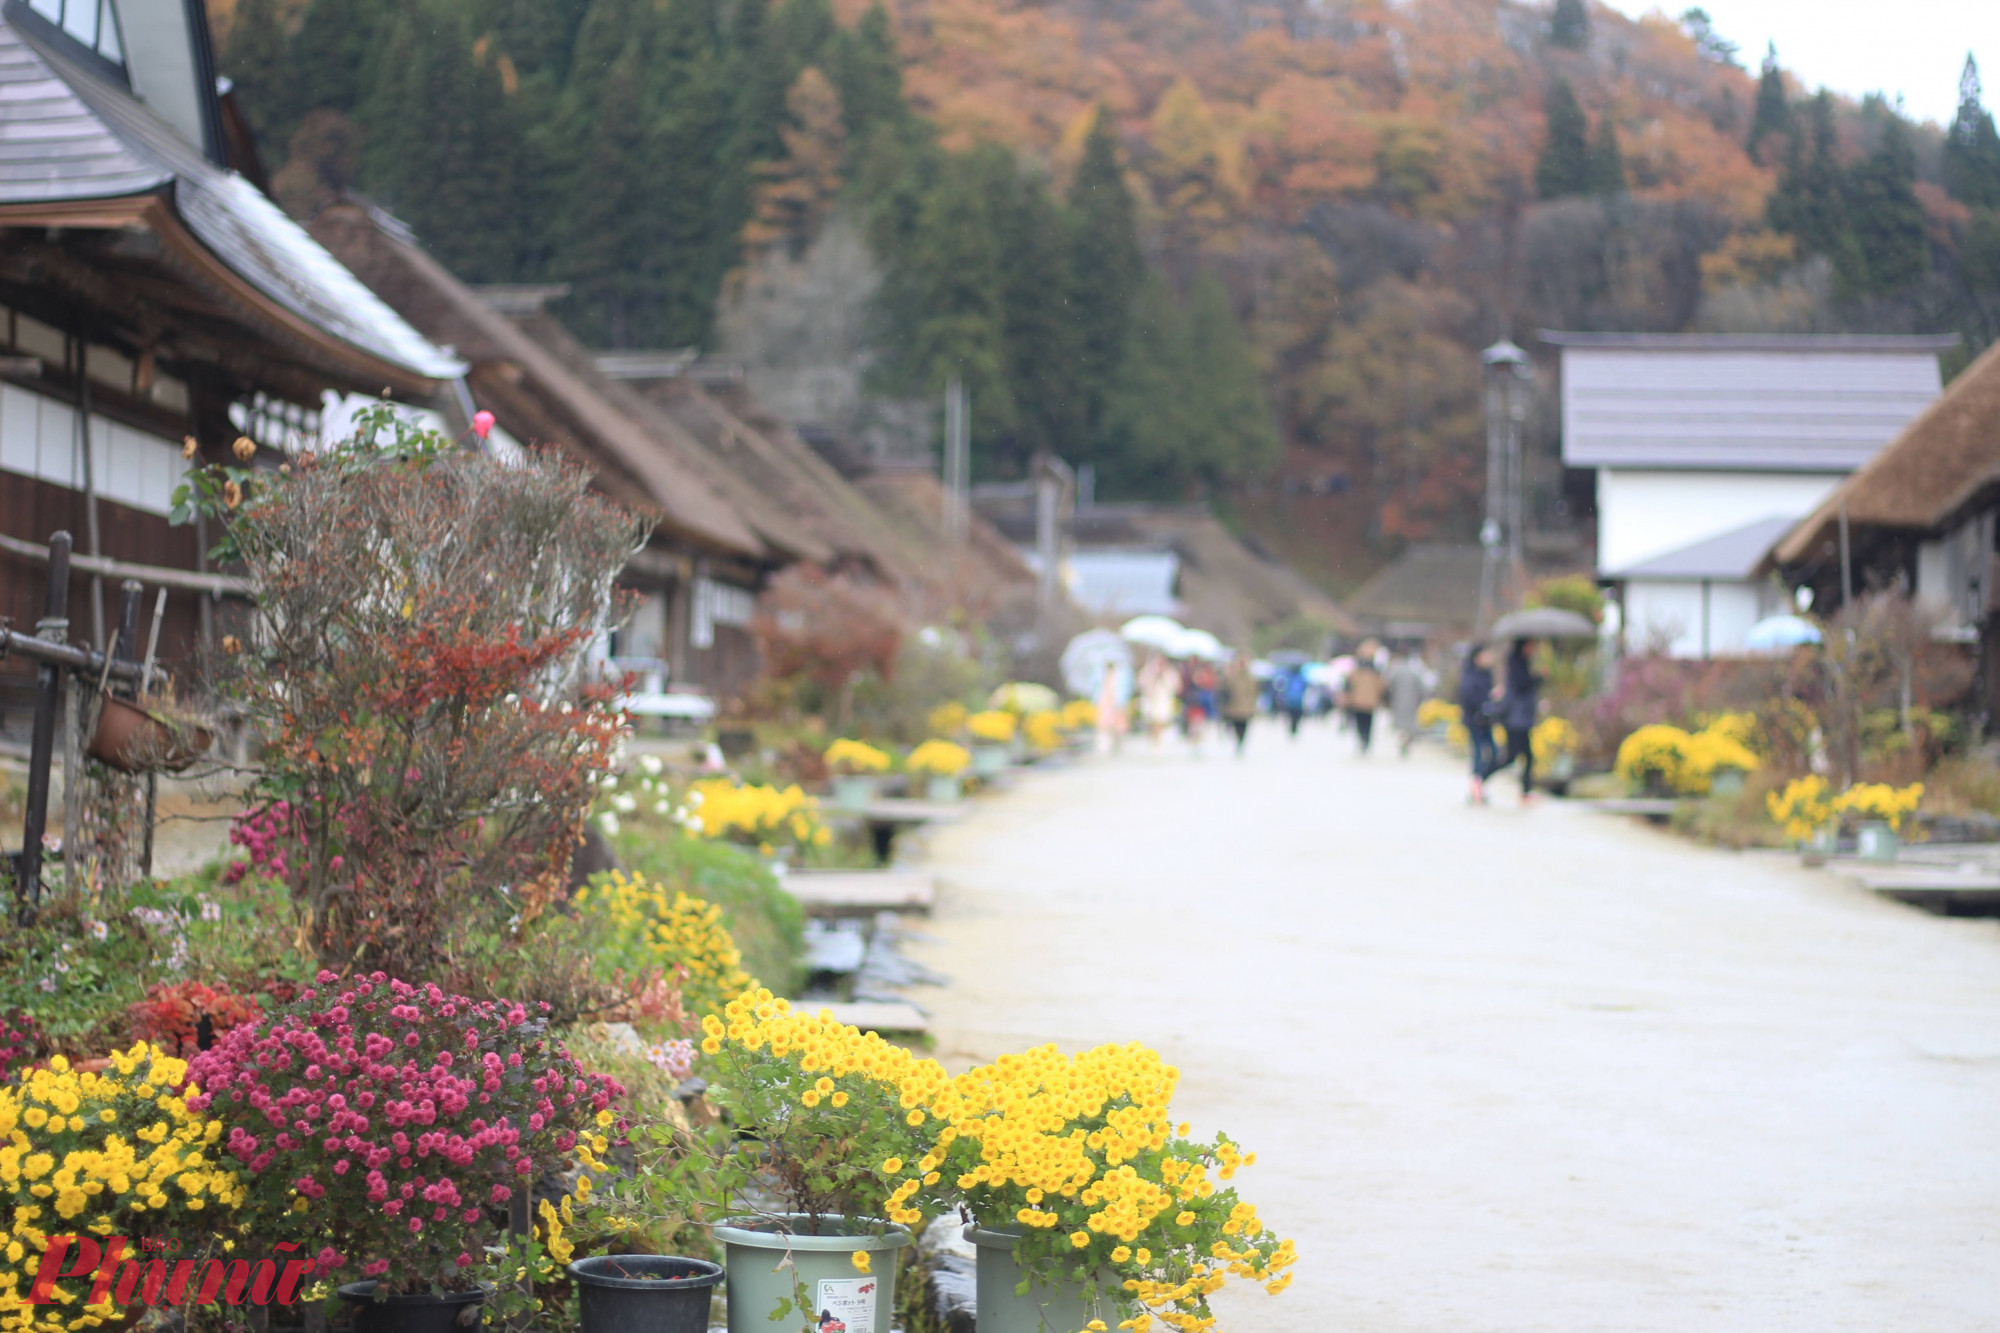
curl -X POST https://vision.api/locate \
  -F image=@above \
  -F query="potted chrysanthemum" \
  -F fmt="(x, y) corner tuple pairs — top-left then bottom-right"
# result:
(966, 712), (1016, 778)
(905, 740), (970, 803)
(188, 972), (620, 1333)
(931, 1042), (1297, 1333)
(690, 989), (949, 1333)
(822, 740), (892, 812)
(0, 1043), (250, 1323)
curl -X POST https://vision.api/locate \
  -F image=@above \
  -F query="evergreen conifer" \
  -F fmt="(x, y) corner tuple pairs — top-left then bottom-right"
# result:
(1747, 43), (1790, 163)
(1067, 107), (1145, 451)
(1945, 55), (2000, 208)
(1844, 114), (1930, 294)
(1550, 0), (1590, 50)
(1587, 117), (1627, 196)
(1184, 274), (1280, 486)
(1535, 79), (1591, 199)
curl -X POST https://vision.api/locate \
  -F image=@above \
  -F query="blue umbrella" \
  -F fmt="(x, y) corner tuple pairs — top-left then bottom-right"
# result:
(1743, 614), (1822, 653)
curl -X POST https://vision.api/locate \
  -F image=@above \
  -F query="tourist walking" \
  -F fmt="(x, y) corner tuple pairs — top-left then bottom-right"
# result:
(1094, 660), (1129, 756)
(1457, 644), (1497, 803)
(1482, 639), (1543, 801)
(1137, 653), (1180, 747)
(1343, 640), (1385, 755)
(1276, 665), (1308, 738)
(1385, 649), (1428, 758)
(1221, 653), (1259, 757)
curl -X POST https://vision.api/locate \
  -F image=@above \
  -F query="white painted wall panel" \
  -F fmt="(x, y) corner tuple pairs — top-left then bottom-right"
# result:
(1598, 470), (1842, 575)
(0, 383), (188, 516)
(1625, 578), (1770, 657)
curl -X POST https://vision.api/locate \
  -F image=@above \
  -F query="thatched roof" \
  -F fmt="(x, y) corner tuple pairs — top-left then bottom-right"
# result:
(1772, 338), (2000, 566)
(308, 203), (765, 559)
(1345, 544), (1485, 637)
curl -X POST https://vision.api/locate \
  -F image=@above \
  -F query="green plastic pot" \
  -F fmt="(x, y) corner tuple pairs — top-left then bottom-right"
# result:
(963, 1226), (1091, 1333)
(829, 775), (880, 812)
(712, 1215), (910, 1333)
(971, 744), (1009, 778)
(924, 774), (963, 803)
(1856, 819), (1900, 862)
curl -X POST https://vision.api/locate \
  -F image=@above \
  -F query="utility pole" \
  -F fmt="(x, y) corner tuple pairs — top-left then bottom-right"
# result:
(1034, 453), (1073, 617)
(1476, 338), (1531, 632)
(943, 377), (969, 543)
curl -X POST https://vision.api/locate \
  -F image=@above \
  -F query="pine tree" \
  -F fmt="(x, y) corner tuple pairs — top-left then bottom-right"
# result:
(831, 4), (908, 154)
(547, 0), (665, 345)
(1587, 116), (1627, 196)
(1767, 92), (1858, 282)
(219, 0), (292, 160)
(1747, 43), (1790, 164)
(356, 0), (525, 282)
(986, 154), (1085, 473)
(1067, 106), (1145, 452)
(1535, 79), (1591, 199)
(1944, 54), (2000, 208)
(1100, 276), (1198, 495)
(1183, 273), (1279, 487)
(891, 154), (1015, 444)
(1845, 114), (1930, 294)
(1550, 0), (1590, 50)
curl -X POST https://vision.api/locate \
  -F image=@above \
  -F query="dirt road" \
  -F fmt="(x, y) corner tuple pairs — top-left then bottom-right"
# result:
(907, 722), (2000, 1331)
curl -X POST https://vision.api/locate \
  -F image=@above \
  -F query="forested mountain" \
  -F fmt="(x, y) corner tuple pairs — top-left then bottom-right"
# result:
(209, 0), (2000, 591)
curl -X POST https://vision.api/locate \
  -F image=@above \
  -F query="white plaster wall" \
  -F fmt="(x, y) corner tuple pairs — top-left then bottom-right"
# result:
(1598, 470), (1844, 574)
(1625, 579), (1768, 658)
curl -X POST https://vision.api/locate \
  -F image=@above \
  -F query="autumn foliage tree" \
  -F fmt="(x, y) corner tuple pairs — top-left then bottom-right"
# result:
(188, 408), (645, 975)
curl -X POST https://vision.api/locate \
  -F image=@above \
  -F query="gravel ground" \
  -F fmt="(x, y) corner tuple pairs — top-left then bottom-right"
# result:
(907, 720), (2000, 1332)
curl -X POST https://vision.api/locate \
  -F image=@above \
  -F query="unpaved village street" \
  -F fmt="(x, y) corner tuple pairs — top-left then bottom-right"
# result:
(907, 724), (2000, 1332)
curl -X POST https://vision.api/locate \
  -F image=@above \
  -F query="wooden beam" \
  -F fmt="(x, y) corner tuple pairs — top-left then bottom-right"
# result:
(0, 532), (249, 596)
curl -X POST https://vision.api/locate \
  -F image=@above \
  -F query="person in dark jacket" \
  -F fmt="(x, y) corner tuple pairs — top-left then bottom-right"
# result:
(1482, 639), (1543, 801)
(1457, 644), (1497, 803)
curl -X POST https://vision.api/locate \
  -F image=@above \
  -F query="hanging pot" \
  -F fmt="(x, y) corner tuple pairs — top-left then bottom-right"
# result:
(569, 1255), (723, 1333)
(712, 1214), (909, 1333)
(962, 1226), (1092, 1333)
(88, 696), (212, 774)
(335, 1283), (487, 1333)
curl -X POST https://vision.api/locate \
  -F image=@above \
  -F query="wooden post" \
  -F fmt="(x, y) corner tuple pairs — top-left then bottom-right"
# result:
(16, 532), (71, 921)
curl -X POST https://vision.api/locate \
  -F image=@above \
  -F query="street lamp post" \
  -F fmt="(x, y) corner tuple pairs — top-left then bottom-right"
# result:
(1477, 338), (1532, 631)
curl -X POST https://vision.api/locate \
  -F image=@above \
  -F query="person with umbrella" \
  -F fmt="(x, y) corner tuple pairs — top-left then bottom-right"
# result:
(1458, 643), (1498, 803)
(1480, 638), (1544, 801)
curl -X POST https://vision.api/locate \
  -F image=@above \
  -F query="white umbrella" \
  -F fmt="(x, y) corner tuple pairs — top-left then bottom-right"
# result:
(1743, 614), (1822, 654)
(1119, 615), (1186, 651)
(1061, 630), (1133, 702)
(1170, 627), (1230, 662)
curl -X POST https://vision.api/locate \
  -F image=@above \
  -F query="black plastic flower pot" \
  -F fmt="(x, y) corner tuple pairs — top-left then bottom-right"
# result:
(335, 1283), (488, 1333)
(569, 1254), (725, 1333)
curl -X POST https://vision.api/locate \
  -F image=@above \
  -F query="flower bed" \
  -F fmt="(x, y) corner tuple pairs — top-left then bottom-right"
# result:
(187, 972), (618, 1295)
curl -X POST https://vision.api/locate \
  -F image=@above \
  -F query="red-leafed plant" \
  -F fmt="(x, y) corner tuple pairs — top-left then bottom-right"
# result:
(182, 406), (646, 974)
(188, 970), (621, 1295)
(126, 979), (263, 1057)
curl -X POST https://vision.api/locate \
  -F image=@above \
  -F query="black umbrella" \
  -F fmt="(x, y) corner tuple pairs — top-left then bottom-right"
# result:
(1488, 606), (1597, 640)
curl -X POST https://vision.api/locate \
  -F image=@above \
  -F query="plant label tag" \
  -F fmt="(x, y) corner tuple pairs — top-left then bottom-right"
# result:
(812, 1276), (876, 1332)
